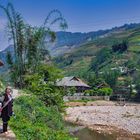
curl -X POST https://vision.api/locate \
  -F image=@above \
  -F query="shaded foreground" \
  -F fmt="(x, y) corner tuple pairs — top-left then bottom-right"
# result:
(65, 121), (135, 140)
(71, 127), (140, 140)
(65, 101), (140, 140)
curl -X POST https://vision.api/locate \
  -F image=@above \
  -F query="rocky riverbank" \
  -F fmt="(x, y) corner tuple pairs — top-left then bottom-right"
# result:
(65, 102), (140, 139)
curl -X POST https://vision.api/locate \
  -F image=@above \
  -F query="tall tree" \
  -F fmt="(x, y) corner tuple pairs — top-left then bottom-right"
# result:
(0, 2), (67, 88)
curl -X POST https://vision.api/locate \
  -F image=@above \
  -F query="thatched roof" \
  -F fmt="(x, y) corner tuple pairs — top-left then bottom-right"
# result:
(56, 76), (90, 88)
(0, 60), (4, 66)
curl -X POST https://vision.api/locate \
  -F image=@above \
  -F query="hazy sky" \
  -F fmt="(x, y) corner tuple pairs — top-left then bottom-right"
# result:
(0, 0), (140, 50)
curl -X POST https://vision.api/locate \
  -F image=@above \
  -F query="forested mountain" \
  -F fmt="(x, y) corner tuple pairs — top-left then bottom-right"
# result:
(48, 23), (140, 56)
(48, 30), (110, 56)
(1, 23), (140, 74)
(54, 23), (140, 82)
(53, 23), (140, 101)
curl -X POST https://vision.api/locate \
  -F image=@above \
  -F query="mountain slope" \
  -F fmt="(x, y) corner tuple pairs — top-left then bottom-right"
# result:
(48, 30), (109, 56)
(54, 23), (140, 77)
(1, 23), (140, 76)
(48, 23), (140, 56)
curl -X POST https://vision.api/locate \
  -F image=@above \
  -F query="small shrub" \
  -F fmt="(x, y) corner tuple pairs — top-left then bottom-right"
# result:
(84, 90), (89, 96)
(67, 87), (76, 96)
(112, 40), (128, 53)
(84, 88), (100, 96)
(98, 87), (113, 96)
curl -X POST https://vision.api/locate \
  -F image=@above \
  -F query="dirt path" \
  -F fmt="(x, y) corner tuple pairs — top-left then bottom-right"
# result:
(0, 129), (16, 140)
(12, 89), (20, 99)
(0, 88), (20, 140)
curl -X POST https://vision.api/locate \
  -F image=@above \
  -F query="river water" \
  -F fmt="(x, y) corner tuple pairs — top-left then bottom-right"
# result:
(65, 122), (140, 140)
(73, 128), (118, 140)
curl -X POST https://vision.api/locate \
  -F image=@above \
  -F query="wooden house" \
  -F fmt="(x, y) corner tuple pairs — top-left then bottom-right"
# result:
(56, 76), (90, 93)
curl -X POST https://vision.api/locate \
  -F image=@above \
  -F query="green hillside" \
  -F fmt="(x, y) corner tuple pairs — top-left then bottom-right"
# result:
(54, 26), (140, 76)
(54, 25), (140, 100)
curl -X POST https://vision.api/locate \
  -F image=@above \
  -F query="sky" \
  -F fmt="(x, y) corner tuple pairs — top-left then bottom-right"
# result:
(0, 0), (140, 50)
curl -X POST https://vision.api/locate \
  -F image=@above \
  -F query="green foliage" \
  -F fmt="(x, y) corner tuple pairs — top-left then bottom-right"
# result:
(24, 65), (64, 109)
(9, 96), (74, 140)
(67, 87), (76, 96)
(124, 59), (137, 69)
(84, 88), (99, 96)
(84, 87), (113, 96)
(89, 76), (107, 88)
(24, 65), (62, 86)
(112, 40), (128, 53)
(98, 87), (113, 96)
(6, 51), (13, 66)
(54, 26), (140, 93)
(0, 80), (5, 94)
(90, 48), (112, 72)
(135, 79), (140, 92)
(0, 2), (67, 88)
(103, 70), (120, 89)
(128, 45), (140, 53)
(134, 72), (140, 98)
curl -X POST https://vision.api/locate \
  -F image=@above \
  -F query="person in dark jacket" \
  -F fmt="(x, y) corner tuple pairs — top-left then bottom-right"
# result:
(1, 86), (13, 134)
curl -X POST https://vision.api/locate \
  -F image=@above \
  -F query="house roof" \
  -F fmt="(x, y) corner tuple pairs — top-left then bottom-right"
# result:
(56, 76), (90, 88)
(0, 60), (4, 66)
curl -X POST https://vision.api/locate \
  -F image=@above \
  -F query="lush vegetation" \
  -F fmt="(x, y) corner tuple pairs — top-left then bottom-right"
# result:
(0, 80), (5, 93)
(90, 47), (112, 74)
(54, 24), (140, 101)
(84, 87), (113, 96)
(24, 65), (64, 110)
(1, 2), (140, 139)
(0, 2), (76, 140)
(8, 63), (75, 139)
(9, 96), (74, 140)
(112, 41), (128, 53)
(0, 2), (67, 88)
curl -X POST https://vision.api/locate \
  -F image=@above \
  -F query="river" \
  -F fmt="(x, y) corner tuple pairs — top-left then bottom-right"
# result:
(65, 122), (140, 140)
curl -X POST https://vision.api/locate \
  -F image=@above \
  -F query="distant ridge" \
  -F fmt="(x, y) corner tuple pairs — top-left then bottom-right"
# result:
(0, 22), (140, 68)
(48, 23), (140, 56)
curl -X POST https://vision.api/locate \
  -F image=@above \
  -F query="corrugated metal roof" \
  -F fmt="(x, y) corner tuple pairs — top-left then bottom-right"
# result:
(56, 76), (90, 87)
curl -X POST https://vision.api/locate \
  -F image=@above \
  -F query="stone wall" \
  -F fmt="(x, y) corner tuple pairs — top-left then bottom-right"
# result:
(63, 96), (110, 102)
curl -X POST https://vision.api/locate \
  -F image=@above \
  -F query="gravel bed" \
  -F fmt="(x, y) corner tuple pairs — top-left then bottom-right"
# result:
(65, 105), (140, 134)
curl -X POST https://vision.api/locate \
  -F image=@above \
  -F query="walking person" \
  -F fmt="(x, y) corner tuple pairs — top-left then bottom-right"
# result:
(0, 86), (13, 134)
